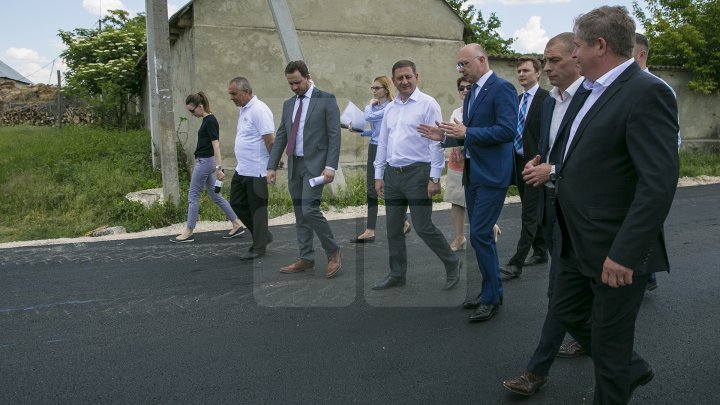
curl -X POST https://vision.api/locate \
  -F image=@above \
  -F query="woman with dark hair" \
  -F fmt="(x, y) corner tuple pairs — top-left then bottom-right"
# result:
(170, 92), (245, 243)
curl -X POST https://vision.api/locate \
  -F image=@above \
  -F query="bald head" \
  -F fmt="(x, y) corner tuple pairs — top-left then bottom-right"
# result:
(457, 43), (490, 84)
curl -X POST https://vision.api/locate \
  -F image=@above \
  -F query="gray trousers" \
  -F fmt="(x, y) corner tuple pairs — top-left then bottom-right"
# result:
(186, 157), (237, 229)
(288, 156), (339, 261)
(384, 162), (458, 278)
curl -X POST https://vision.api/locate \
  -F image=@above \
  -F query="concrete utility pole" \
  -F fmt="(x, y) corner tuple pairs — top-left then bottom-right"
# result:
(145, 0), (180, 205)
(267, 0), (346, 195)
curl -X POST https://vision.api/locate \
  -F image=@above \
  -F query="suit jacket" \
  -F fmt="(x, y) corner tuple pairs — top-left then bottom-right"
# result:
(520, 87), (550, 162)
(443, 72), (516, 188)
(267, 87), (341, 179)
(555, 62), (679, 277)
(535, 85), (590, 223)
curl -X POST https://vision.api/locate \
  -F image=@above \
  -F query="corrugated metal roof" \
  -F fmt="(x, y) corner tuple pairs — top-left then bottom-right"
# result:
(0, 59), (32, 84)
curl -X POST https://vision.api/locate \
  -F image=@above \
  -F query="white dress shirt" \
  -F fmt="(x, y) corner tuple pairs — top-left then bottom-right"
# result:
(547, 76), (585, 160)
(234, 95), (275, 177)
(374, 87), (444, 179)
(290, 84), (314, 157)
(565, 58), (634, 160)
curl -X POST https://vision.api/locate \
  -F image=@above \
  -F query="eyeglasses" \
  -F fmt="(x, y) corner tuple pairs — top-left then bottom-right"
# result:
(456, 56), (481, 70)
(457, 85), (472, 91)
(188, 106), (198, 114)
(370, 86), (384, 91)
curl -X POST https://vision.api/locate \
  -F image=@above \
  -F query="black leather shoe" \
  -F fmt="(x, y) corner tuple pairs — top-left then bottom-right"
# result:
(469, 304), (499, 322)
(523, 255), (548, 266)
(371, 276), (406, 290)
(629, 365), (654, 401)
(462, 295), (503, 309)
(444, 258), (462, 290)
(240, 250), (265, 261)
(501, 264), (522, 280)
(349, 236), (375, 243)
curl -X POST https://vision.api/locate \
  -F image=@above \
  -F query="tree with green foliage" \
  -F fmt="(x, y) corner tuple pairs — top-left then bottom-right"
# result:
(446, 0), (515, 55)
(633, 0), (720, 94)
(59, 9), (147, 127)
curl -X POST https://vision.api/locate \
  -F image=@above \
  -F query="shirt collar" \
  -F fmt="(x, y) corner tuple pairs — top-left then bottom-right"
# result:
(394, 87), (422, 104)
(241, 95), (258, 110)
(302, 84), (315, 99)
(583, 58), (634, 91)
(475, 70), (494, 90)
(524, 83), (540, 96)
(550, 76), (585, 102)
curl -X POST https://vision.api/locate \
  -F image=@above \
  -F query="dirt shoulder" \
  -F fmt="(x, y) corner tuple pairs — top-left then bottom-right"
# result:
(1, 176), (718, 249)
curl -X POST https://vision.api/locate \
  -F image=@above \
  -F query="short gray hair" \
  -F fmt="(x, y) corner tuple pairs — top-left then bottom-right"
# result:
(574, 5), (635, 58)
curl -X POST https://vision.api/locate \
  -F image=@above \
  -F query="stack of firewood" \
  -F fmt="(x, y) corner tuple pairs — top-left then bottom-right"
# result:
(1, 105), (94, 126)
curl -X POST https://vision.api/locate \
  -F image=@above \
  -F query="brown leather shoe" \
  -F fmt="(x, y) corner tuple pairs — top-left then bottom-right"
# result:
(556, 339), (586, 358)
(503, 371), (548, 396)
(279, 259), (314, 274)
(326, 251), (342, 278)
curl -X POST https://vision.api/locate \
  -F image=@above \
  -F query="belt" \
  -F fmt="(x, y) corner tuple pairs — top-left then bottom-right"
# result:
(292, 155), (304, 159)
(386, 162), (429, 173)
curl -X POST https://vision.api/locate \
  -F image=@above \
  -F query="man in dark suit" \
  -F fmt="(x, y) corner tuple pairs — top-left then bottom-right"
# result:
(267, 60), (342, 279)
(551, 7), (679, 404)
(501, 56), (550, 279)
(503, 32), (590, 397)
(420, 43), (517, 322)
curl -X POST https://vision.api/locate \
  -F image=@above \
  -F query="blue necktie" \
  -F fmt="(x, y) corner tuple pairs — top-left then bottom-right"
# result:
(515, 92), (528, 155)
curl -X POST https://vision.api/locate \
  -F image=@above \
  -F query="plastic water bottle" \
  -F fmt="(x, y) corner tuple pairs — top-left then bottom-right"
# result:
(214, 179), (223, 193)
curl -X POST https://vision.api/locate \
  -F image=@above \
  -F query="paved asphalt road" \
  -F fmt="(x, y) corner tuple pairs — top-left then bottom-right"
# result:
(1, 184), (719, 404)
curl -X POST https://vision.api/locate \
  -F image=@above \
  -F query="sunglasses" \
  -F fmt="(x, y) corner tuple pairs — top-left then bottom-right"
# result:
(457, 85), (472, 91)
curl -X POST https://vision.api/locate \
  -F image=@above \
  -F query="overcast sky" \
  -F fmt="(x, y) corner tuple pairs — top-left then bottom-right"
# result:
(1, 0), (644, 84)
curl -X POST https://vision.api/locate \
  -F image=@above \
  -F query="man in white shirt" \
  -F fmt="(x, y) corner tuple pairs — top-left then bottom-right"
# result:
(371, 59), (461, 291)
(503, 32), (589, 397)
(228, 77), (275, 261)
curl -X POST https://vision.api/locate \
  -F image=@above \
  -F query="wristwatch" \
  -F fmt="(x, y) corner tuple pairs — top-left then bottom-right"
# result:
(215, 165), (222, 171)
(549, 165), (557, 182)
(430, 177), (440, 184)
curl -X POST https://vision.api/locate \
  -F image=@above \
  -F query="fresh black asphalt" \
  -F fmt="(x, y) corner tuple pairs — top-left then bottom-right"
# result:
(1, 184), (719, 404)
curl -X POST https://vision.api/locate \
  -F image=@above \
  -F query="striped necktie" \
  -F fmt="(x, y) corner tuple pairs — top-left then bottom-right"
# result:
(515, 92), (528, 155)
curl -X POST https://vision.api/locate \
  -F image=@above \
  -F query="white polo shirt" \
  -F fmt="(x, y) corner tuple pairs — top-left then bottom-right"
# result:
(234, 95), (275, 177)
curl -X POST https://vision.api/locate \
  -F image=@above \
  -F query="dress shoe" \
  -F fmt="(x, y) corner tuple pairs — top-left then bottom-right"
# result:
(523, 255), (548, 266)
(224, 227), (246, 239)
(350, 236), (375, 243)
(450, 237), (467, 252)
(503, 371), (548, 396)
(500, 264), (522, 280)
(646, 280), (658, 291)
(468, 304), (499, 322)
(371, 275), (406, 290)
(556, 339), (586, 358)
(629, 365), (655, 401)
(326, 251), (342, 278)
(444, 258), (462, 290)
(239, 250), (265, 261)
(462, 295), (503, 309)
(169, 235), (194, 243)
(279, 259), (314, 274)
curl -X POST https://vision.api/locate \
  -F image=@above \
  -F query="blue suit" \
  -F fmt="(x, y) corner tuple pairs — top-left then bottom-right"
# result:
(449, 73), (517, 305)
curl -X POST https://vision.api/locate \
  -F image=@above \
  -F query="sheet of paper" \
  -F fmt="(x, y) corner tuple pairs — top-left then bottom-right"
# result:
(340, 101), (366, 132)
(309, 175), (326, 187)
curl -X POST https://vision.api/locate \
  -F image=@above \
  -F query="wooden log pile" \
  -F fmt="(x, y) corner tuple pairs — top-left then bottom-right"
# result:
(1, 105), (94, 126)
(0, 80), (93, 126)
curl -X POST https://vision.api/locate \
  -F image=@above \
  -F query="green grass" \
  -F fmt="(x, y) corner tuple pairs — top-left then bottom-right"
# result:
(0, 125), (717, 243)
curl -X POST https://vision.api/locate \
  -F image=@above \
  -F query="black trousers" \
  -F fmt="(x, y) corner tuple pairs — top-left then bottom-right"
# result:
(525, 187), (566, 376)
(552, 204), (650, 404)
(509, 153), (547, 266)
(230, 172), (270, 252)
(366, 143), (379, 230)
(383, 162), (458, 278)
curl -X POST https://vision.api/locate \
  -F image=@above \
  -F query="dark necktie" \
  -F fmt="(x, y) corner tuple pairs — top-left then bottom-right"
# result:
(286, 95), (304, 157)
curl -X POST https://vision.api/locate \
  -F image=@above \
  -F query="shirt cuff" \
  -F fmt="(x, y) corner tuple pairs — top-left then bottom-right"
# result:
(324, 166), (336, 172)
(374, 168), (385, 180)
(430, 168), (443, 178)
